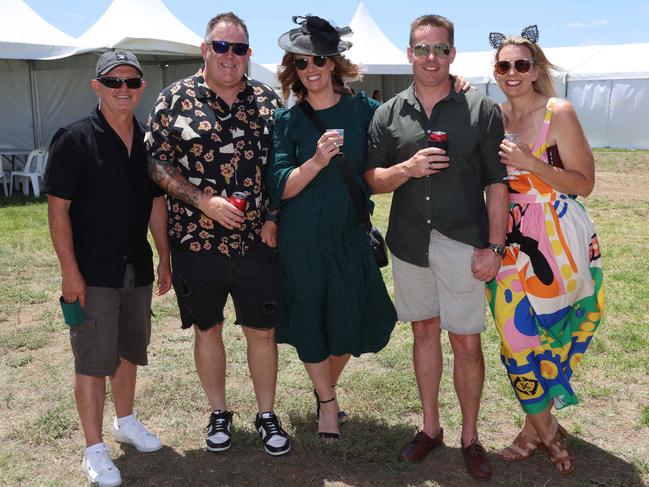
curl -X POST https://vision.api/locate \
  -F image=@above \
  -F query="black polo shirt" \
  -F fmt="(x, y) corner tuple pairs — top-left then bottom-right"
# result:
(366, 83), (506, 267)
(44, 106), (164, 287)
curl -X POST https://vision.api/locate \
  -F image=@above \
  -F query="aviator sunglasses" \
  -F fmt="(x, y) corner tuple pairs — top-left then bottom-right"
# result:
(293, 56), (328, 71)
(210, 40), (250, 56)
(412, 43), (452, 58)
(96, 76), (143, 89)
(495, 59), (535, 75)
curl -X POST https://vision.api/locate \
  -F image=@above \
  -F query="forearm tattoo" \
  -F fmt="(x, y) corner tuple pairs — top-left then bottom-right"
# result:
(148, 156), (203, 208)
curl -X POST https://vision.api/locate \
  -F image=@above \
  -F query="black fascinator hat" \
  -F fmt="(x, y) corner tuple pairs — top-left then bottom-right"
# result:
(278, 15), (352, 56)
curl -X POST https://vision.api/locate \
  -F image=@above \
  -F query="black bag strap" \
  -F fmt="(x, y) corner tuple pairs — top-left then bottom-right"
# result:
(298, 101), (372, 231)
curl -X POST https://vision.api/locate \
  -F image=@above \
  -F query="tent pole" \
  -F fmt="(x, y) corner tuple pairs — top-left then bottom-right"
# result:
(28, 60), (42, 148)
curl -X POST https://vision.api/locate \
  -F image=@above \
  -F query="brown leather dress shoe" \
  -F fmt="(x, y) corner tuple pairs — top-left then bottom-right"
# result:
(461, 439), (493, 481)
(398, 428), (444, 462)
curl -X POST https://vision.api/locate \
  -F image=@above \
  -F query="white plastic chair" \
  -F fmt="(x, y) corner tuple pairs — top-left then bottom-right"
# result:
(0, 164), (9, 196)
(11, 149), (47, 198)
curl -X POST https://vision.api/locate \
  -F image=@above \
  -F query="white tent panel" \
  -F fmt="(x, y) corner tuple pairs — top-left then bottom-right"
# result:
(0, 0), (78, 60)
(608, 80), (649, 149)
(567, 80), (611, 148)
(0, 59), (32, 148)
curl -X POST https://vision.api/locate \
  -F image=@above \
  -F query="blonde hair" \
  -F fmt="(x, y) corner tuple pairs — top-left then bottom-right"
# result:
(277, 52), (362, 101)
(495, 37), (559, 97)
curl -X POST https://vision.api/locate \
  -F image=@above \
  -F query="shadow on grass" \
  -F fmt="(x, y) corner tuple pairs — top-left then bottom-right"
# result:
(110, 416), (644, 487)
(0, 192), (46, 208)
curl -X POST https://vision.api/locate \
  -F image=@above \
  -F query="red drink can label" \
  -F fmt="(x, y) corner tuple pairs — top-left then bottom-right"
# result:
(428, 131), (448, 153)
(228, 191), (247, 212)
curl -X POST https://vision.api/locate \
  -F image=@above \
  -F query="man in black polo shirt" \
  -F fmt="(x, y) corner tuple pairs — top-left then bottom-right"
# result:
(45, 50), (171, 487)
(365, 15), (508, 481)
(145, 12), (289, 457)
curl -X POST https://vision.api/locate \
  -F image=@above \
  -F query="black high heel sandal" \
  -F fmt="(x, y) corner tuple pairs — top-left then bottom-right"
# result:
(314, 386), (349, 425)
(317, 396), (341, 440)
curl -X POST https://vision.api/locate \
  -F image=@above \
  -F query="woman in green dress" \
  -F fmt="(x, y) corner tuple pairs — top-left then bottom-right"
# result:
(267, 15), (397, 440)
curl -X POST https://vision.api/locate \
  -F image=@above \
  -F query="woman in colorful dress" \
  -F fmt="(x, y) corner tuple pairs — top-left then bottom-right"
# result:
(486, 26), (604, 475)
(266, 15), (397, 441)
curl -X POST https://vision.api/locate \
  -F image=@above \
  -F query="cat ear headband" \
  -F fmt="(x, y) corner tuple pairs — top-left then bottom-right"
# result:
(489, 25), (539, 49)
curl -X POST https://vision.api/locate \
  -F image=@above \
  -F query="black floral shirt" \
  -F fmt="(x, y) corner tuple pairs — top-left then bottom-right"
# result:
(145, 69), (281, 257)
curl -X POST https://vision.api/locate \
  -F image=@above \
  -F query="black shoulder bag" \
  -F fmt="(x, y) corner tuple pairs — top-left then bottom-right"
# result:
(298, 101), (388, 268)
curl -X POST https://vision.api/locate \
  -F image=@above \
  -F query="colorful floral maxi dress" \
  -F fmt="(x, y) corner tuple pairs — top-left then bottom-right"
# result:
(487, 99), (604, 415)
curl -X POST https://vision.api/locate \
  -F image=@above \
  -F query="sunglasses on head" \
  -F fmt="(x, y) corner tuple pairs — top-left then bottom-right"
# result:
(293, 56), (328, 71)
(210, 40), (249, 56)
(412, 43), (451, 58)
(495, 59), (535, 75)
(96, 76), (143, 89)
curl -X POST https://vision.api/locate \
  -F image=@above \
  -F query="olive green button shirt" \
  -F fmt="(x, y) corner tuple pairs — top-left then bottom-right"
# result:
(366, 82), (506, 268)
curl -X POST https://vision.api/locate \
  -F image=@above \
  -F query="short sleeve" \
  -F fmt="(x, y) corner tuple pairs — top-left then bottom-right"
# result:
(43, 127), (83, 201)
(266, 108), (297, 208)
(478, 100), (507, 186)
(365, 103), (393, 170)
(145, 86), (181, 163)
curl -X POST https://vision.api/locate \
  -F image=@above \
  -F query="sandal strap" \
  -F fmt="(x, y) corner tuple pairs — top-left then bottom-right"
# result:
(318, 396), (336, 404)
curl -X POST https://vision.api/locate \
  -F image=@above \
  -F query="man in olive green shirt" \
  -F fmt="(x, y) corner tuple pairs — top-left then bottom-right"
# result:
(365, 15), (508, 481)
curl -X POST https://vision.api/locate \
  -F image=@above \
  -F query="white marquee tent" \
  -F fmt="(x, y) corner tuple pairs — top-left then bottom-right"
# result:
(452, 43), (649, 149)
(0, 1), (647, 150)
(0, 0), (276, 150)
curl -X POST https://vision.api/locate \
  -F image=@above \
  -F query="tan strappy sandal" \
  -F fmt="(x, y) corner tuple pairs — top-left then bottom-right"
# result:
(544, 428), (575, 475)
(497, 430), (543, 461)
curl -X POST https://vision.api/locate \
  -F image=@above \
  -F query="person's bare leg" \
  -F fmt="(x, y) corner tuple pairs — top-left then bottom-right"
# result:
(328, 354), (351, 386)
(241, 326), (277, 412)
(448, 332), (484, 445)
(412, 317), (443, 438)
(194, 324), (226, 411)
(75, 373), (106, 447)
(110, 358), (137, 418)
(528, 404), (573, 472)
(304, 359), (340, 441)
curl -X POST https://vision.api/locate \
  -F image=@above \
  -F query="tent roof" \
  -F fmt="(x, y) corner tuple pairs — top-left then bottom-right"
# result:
(75, 0), (202, 56)
(346, 2), (410, 75)
(452, 43), (649, 84)
(0, 0), (78, 59)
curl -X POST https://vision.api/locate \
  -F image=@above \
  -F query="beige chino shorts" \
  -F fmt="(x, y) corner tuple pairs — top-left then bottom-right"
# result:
(392, 230), (486, 334)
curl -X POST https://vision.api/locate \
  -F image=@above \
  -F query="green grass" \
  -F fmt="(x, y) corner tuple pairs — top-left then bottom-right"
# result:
(0, 153), (648, 486)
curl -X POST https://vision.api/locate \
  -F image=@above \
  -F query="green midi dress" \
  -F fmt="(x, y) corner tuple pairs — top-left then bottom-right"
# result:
(267, 93), (397, 363)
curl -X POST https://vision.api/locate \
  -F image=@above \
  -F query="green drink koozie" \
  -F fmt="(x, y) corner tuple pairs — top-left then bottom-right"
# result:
(59, 297), (84, 326)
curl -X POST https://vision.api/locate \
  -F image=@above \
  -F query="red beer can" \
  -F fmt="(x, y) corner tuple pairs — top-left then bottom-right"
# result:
(228, 191), (248, 212)
(428, 131), (448, 153)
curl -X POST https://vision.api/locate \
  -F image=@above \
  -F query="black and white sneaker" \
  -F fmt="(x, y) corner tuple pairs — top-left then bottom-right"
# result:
(255, 411), (290, 456)
(205, 410), (233, 452)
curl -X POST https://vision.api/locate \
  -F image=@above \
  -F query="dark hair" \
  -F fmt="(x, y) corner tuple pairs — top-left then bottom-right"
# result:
(277, 53), (361, 101)
(494, 37), (559, 97)
(409, 15), (454, 47)
(205, 12), (249, 41)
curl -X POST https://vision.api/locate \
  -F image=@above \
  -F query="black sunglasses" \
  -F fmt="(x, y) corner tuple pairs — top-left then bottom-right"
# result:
(96, 76), (143, 89)
(495, 59), (535, 75)
(412, 43), (451, 58)
(293, 56), (328, 71)
(210, 40), (249, 56)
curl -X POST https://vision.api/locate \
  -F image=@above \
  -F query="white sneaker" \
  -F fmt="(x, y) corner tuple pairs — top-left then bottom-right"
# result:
(82, 445), (122, 487)
(112, 414), (163, 453)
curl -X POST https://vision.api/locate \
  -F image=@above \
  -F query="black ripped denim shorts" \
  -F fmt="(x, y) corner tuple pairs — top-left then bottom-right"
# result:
(171, 243), (281, 331)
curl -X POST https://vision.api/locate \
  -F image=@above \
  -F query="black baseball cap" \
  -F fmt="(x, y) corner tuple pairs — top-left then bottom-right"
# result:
(96, 49), (143, 77)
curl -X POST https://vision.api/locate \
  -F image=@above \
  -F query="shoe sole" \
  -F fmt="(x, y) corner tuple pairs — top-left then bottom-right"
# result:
(112, 435), (163, 453)
(82, 462), (122, 487)
(206, 443), (231, 453)
(264, 445), (291, 456)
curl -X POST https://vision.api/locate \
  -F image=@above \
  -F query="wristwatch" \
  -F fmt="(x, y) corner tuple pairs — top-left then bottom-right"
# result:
(487, 242), (506, 258)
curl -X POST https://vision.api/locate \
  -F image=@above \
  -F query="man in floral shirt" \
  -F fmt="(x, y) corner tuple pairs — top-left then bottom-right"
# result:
(145, 12), (289, 457)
